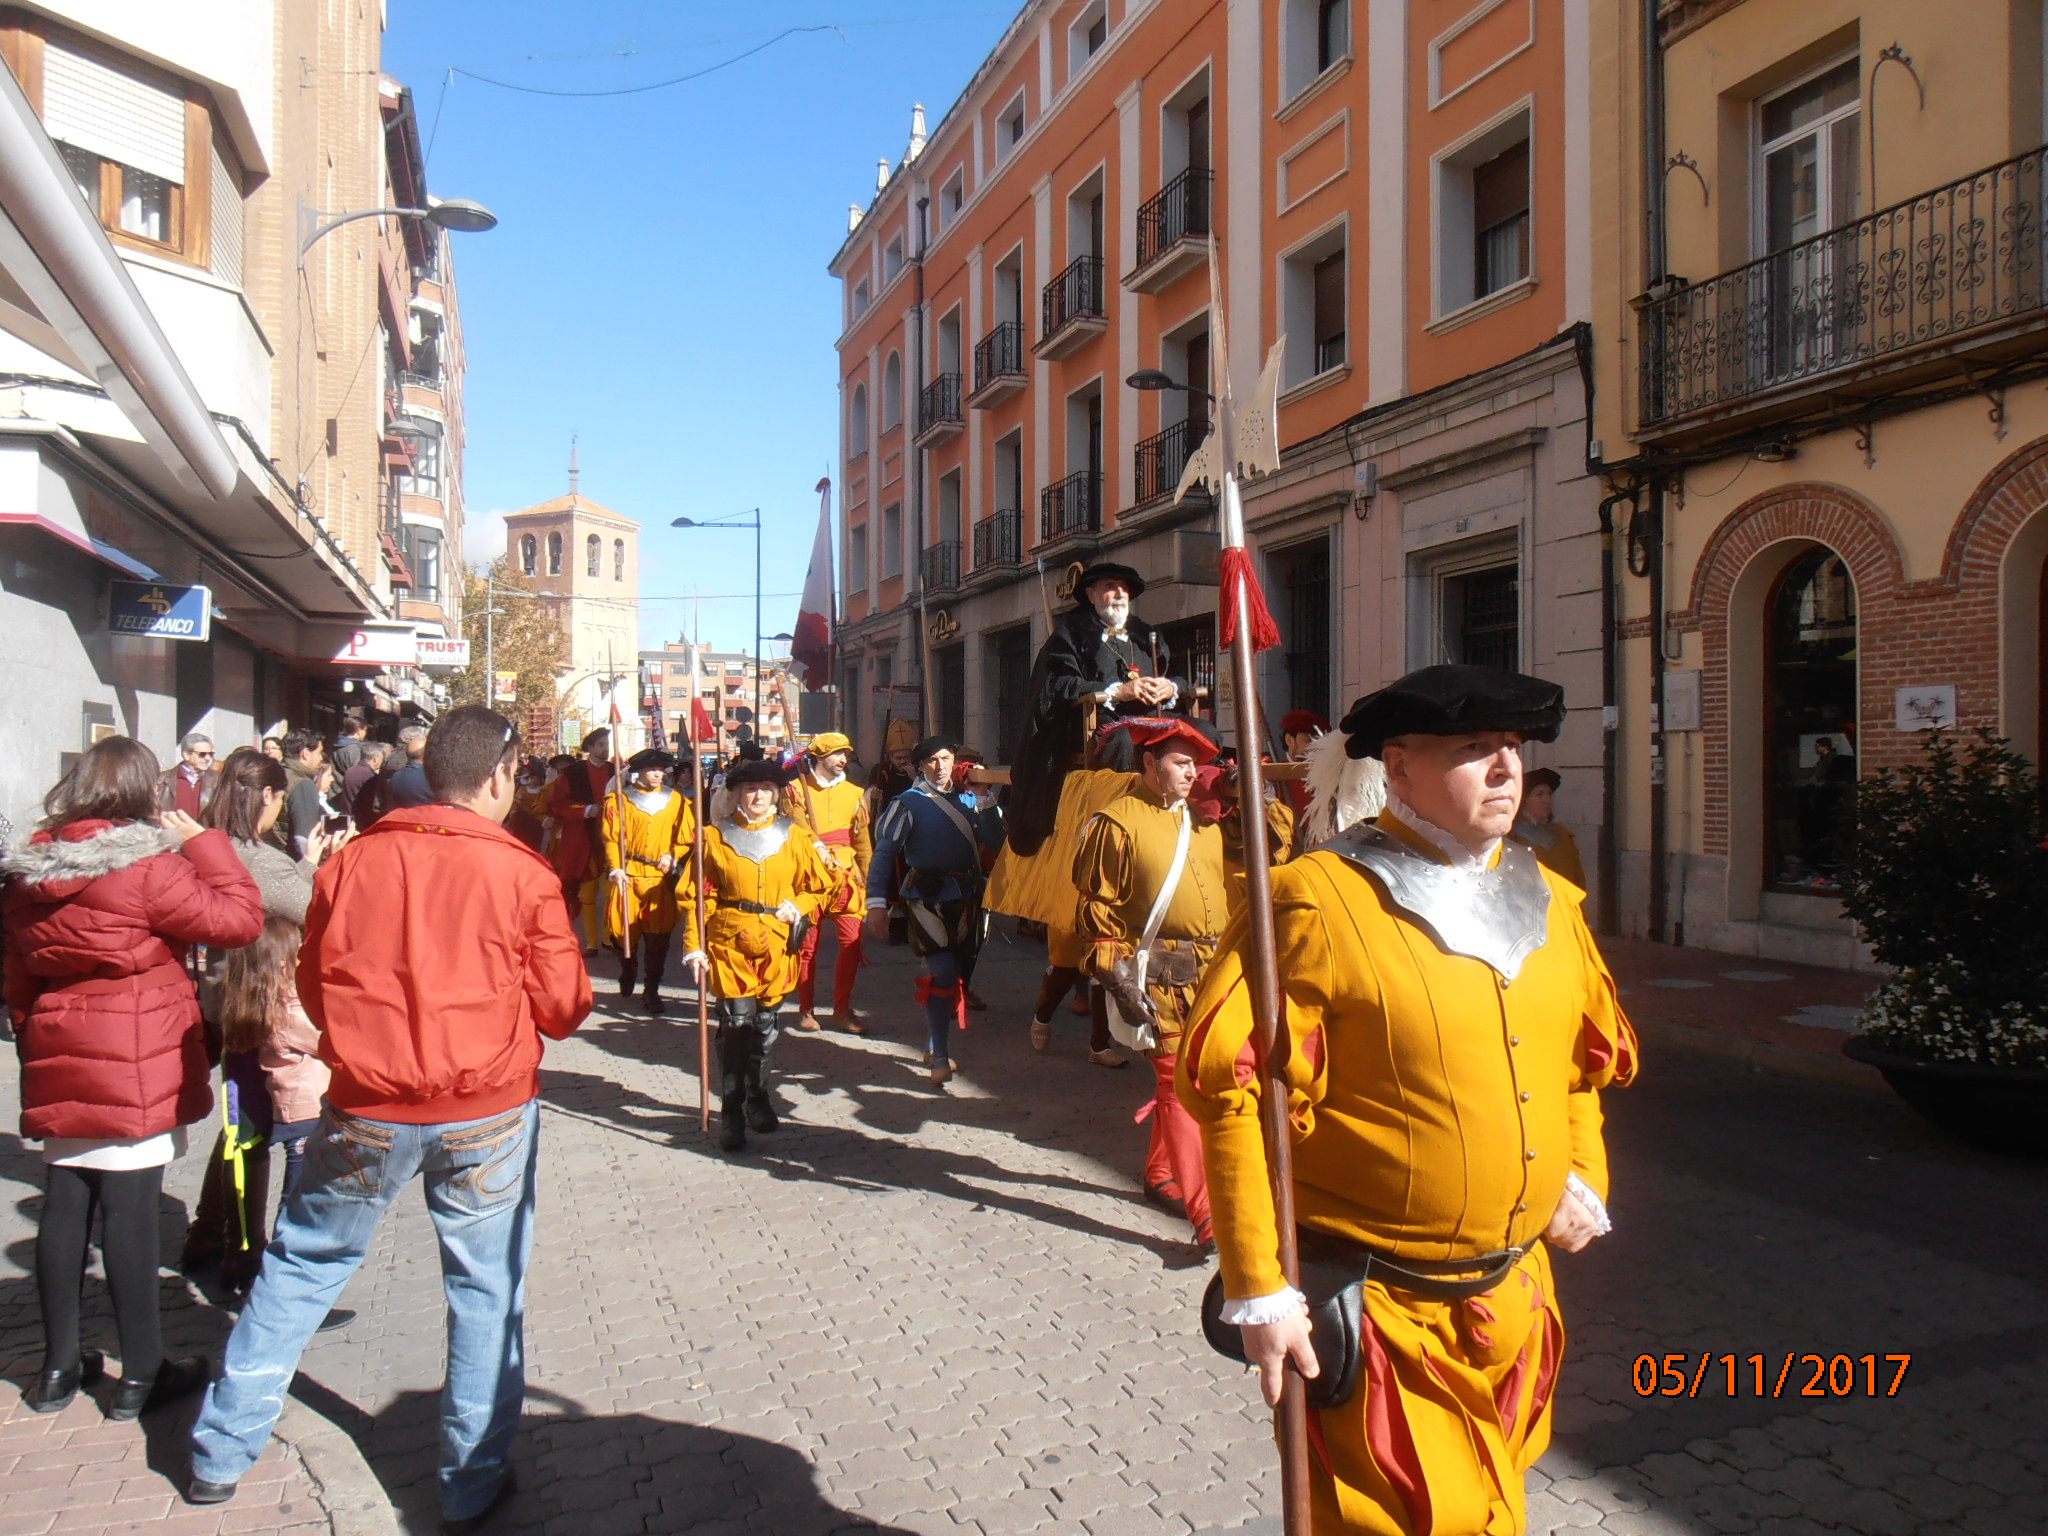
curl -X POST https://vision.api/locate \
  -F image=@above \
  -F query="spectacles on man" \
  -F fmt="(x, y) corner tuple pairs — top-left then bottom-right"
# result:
(190, 750), (215, 760)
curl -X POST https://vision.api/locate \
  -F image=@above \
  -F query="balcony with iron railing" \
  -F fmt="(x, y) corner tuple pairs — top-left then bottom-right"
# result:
(1040, 469), (1103, 543)
(1134, 416), (1211, 504)
(915, 372), (964, 445)
(1036, 255), (1107, 360)
(1128, 168), (1213, 293)
(920, 540), (962, 592)
(1636, 144), (2048, 444)
(972, 508), (1023, 569)
(968, 320), (1028, 407)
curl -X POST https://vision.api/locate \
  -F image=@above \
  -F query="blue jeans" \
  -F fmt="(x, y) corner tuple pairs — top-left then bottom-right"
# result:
(190, 1100), (540, 1519)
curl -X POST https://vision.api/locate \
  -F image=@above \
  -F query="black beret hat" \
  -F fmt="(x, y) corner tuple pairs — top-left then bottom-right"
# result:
(1072, 562), (1146, 601)
(626, 748), (676, 772)
(723, 758), (786, 791)
(911, 734), (958, 764)
(1339, 665), (1565, 760)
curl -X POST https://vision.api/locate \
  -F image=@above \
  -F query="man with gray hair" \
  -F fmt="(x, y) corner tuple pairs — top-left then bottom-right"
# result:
(156, 730), (218, 818)
(339, 739), (390, 819)
(354, 727), (427, 830)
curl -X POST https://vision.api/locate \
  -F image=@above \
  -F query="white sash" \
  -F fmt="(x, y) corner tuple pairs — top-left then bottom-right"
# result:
(1106, 805), (1190, 1054)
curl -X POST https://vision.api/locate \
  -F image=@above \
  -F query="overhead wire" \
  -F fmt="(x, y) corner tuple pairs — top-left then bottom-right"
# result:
(450, 25), (844, 98)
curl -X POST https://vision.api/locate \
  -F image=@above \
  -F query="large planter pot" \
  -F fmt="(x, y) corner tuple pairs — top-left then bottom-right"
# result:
(1843, 1035), (2048, 1156)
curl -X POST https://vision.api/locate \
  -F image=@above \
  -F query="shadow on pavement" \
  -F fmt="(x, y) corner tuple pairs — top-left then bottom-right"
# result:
(294, 1378), (913, 1535)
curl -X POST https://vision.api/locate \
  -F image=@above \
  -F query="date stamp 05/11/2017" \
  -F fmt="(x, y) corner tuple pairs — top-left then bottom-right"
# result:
(1632, 1353), (1912, 1400)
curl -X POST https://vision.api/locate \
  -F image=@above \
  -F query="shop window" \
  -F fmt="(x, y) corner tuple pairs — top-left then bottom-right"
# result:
(1766, 549), (1859, 890)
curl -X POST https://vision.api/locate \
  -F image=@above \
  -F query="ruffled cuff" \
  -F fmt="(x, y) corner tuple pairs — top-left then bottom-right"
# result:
(1565, 1170), (1613, 1234)
(681, 950), (709, 968)
(1218, 1286), (1306, 1327)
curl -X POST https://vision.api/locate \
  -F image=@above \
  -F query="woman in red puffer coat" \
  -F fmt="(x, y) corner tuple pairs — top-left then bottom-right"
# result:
(3, 735), (262, 1418)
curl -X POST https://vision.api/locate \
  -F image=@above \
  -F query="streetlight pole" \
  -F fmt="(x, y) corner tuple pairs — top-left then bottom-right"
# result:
(672, 509), (767, 744)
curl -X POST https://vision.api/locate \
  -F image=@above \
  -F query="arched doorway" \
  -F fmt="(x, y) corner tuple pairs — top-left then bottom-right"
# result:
(1765, 548), (1858, 890)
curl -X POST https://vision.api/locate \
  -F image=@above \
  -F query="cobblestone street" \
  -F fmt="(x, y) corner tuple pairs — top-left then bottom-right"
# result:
(4, 928), (2046, 1535)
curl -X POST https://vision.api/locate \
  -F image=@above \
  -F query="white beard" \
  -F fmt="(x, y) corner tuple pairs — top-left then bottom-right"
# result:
(1095, 596), (1131, 632)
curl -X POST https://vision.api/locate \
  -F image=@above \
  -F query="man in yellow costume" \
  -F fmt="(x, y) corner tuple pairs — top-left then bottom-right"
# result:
(1180, 664), (1637, 1535)
(681, 757), (833, 1152)
(1075, 718), (1229, 1249)
(1510, 767), (1587, 889)
(601, 748), (696, 1016)
(782, 732), (872, 1033)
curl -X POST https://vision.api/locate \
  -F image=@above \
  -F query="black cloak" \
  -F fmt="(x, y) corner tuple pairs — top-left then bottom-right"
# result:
(1006, 601), (1183, 857)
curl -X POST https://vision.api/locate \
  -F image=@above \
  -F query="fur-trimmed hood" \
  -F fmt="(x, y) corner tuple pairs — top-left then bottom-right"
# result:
(2, 819), (183, 893)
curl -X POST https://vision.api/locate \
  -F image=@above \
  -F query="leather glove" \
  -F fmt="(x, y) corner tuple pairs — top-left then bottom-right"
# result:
(1103, 966), (1155, 1025)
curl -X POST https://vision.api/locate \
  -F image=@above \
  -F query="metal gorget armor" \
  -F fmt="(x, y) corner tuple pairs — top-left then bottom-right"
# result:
(626, 788), (674, 814)
(719, 815), (792, 865)
(1318, 822), (1551, 982)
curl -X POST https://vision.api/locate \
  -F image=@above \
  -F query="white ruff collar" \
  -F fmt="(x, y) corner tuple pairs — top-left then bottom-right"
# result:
(809, 766), (846, 789)
(1387, 794), (1498, 870)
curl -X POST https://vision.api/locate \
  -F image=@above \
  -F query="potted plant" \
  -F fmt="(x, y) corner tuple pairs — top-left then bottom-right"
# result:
(1839, 729), (2048, 1154)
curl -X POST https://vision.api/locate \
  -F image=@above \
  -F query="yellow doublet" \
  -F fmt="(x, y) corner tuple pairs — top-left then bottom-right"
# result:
(1512, 821), (1587, 890)
(1073, 787), (1228, 1051)
(781, 773), (872, 916)
(601, 791), (696, 938)
(1221, 795), (1296, 907)
(1179, 812), (1636, 1536)
(680, 816), (832, 1002)
(985, 768), (1137, 927)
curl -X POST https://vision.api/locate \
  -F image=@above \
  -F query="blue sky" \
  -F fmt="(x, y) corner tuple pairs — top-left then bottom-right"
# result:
(382, 3), (1016, 653)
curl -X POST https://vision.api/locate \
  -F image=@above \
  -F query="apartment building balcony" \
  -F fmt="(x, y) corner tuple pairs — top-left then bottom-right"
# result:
(1126, 168), (1213, 294)
(1035, 256), (1108, 360)
(915, 373), (964, 446)
(1040, 469), (1103, 544)
(920, 539), (962, 592)
(1134, 417), (1210, 505)
(971, 508), (1023, 570)
(1636, 145), (2048, 448)
(968, 321), (1028, 408)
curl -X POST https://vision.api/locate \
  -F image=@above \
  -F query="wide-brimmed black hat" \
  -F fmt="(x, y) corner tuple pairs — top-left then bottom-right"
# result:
(626, 748), (676, 773)
(911, 734), (958, 764)
(1072, 562), (1145, 601)
(579, 728), (612, 753)
(723, 757), (786, 791)
(1339, 665), (1565, 760)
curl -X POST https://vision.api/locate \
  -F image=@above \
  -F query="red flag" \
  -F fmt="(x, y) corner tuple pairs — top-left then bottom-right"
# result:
(792, 477), (834, 686)
(691, 697), (716, 743)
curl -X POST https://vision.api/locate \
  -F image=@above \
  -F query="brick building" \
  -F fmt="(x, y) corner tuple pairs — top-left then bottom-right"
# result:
(1592, 0), (2048, 965)
(829, 0), (1614, 916)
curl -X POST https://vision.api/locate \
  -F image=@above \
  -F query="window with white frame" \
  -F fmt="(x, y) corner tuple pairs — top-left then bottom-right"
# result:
(883, 233), (906, 281)
(1070, 1), (1108, 75)
(882, 353), (904, 431)
(940, 168), (965, 224)
(1281, 224), (1348, 386)
(850, 276), (871, 319)
(997, 92), (1028, 159)
(1282, 0), (1351, 99)
(1756, 59), (1861, 258)
(398, 430), (443, 497)
(1435, 109), (1533, 317)
(848, 382), (869, 453)
(880, 502), (903, 578)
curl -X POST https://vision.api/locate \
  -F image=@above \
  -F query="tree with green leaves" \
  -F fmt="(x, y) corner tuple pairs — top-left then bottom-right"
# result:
(445, 558), (570, 731)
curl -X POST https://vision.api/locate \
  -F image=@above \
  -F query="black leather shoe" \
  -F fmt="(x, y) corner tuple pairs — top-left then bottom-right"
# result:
(744, 1094), (779, 1133)
(718, 1099), (746, 1152)
(31, 1349), (103, 1413)
(186, 1477), (237, 1505)
(442, 1469), (516, 1534)
(644, 993), (667, 1016)
(109, 1355), (209, 1421)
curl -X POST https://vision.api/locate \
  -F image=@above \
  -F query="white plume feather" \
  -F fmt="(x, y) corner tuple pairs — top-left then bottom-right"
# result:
(1300, 730), (1386, 847)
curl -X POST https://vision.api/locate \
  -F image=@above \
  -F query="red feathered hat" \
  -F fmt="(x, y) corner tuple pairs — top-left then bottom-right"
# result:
(1125, 718), (1221, 766)
(1279, 710), (1330, 737)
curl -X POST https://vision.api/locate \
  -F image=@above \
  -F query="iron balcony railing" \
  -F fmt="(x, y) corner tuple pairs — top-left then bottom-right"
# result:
(920, 540), (962, 591)
(1134, 417), (1210, 502)
(972, 509), (1022, 568)
(973, 321), (1026, 390)
(1040, 469), (1103, 541)
(1042, 255), (1105, 338)
(918, 372), (963, 435)
(399, 367), (442, 391)
(1136, 167), (1213, 269)
(1639, 144), (2048, 426)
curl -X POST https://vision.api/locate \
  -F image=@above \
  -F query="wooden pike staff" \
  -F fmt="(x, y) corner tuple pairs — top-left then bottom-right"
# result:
(1170, 237), (1312, 1534)
(686, 640), (712, 1131)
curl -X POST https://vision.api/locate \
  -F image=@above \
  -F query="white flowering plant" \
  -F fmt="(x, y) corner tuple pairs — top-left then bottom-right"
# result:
(1842, 730), (2048, 1068)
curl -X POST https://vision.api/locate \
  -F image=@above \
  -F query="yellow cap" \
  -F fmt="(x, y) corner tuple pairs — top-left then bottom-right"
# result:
(807, 732), (853, 757)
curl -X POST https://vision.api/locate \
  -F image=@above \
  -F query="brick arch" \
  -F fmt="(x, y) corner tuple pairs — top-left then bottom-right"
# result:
(1927, 433), (2048, 596)
(1677, 483), (1906, 630)
(1682, 484), (1909, 858)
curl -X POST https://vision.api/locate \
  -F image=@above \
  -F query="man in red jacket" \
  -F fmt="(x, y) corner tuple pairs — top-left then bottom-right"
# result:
(188, 706), (592, 1529)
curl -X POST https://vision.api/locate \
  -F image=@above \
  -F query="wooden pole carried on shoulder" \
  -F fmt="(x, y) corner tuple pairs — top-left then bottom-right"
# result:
(687, 641), (712, 1132)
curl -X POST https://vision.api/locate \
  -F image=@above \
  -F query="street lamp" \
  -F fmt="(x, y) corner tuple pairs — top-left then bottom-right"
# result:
(1126, 368), (1216, 401)
(672, 510), (765, 732)
(297, 197), (499, 267)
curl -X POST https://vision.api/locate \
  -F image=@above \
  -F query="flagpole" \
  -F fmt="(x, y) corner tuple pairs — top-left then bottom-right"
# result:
(607, 647), (630, 961)
(688, 639), (711, 1131)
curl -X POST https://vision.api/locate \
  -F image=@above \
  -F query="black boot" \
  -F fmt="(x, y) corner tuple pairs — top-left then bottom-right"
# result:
(715, 1004), (759, 1152)
(743, 1008), (783, 1132)
(643, 933), (670, 1015)
(616, 956), (637, 999)
(719, 1095), (747, 1151)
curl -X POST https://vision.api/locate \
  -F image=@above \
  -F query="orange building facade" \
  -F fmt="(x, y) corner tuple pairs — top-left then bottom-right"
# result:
(830, 0), (1613, 914)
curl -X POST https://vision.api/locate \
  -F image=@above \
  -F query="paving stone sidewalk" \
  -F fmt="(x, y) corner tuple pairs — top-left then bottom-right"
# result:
(5, 925), (2044, 1535)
